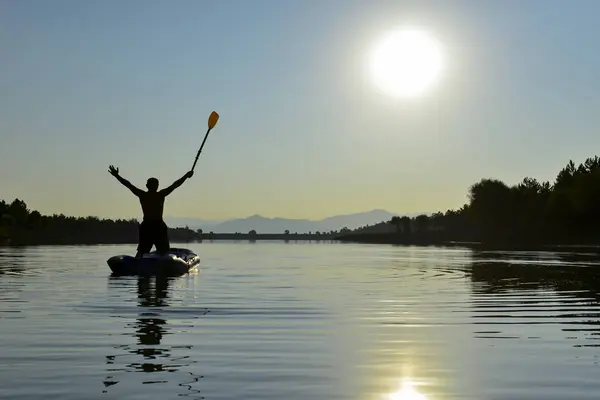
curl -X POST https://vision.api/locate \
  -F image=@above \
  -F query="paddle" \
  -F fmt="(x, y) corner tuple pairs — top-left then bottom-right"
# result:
(191, 111), (220, 172)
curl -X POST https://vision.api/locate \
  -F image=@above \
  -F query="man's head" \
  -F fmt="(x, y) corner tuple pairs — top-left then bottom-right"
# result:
(146, 177), (159, 192)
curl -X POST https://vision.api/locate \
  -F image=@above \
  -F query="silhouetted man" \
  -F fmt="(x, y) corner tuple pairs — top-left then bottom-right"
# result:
(108, 165), (193, 258)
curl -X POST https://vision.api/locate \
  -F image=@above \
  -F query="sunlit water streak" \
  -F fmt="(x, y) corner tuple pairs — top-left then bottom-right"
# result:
(1, 243), (600, 399)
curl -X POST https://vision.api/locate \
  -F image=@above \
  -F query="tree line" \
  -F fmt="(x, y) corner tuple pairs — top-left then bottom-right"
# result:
(3, 155), (600, 247)
(348, 155), (600, 247)
(0, 200), (198, 245)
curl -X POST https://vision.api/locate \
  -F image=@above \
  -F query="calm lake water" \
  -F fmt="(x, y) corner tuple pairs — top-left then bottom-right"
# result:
(2, 242), (600, 400)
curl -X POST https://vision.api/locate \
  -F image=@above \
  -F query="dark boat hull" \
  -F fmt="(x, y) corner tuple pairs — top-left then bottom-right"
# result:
(107, 247), (200, 276)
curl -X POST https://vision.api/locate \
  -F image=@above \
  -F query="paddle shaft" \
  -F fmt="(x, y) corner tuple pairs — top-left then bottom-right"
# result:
(191, 127), (213, 172)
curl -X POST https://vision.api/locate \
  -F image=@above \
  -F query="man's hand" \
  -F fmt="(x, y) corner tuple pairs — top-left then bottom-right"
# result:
(108, 165), (120, 177)
(160, 170), (194, 197)
(108, 165), (143, 196)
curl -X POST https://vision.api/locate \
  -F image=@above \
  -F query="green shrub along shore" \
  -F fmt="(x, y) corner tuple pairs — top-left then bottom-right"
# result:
(2, 155), (600, 250)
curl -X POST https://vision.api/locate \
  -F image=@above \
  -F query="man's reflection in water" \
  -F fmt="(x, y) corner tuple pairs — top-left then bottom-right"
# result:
(131, 276), (171, 372)
(103, 276), (173, 392)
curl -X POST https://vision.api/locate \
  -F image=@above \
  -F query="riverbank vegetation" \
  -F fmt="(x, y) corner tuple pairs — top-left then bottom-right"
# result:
(338, 155), (600, 248)
(2, 155), (600, 248)
(0, 202), (199, 245)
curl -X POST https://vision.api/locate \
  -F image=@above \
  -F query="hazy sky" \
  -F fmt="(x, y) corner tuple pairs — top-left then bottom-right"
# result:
(2, 0), (600, 220)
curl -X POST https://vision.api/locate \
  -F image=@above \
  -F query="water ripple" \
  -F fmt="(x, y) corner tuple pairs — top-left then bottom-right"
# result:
(1, 244), (600, 399)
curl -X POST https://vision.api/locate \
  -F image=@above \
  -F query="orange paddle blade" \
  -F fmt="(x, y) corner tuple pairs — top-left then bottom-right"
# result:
(208, 111), (219, 129)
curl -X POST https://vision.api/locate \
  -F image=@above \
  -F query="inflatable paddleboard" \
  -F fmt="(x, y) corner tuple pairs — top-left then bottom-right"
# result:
(107, 247), (200, 276)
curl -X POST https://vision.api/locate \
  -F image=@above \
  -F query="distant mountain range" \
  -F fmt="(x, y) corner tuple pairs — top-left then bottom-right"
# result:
(164, 209), (426, 234)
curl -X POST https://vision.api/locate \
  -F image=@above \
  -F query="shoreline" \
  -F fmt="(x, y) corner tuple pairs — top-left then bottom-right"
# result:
(334, 234), (600, 253)
(2, 234), (600, 254)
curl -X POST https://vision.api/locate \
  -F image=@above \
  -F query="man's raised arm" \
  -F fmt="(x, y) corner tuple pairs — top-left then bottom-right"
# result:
(108, 165), (144, 197)
(160, 170), (194, 197)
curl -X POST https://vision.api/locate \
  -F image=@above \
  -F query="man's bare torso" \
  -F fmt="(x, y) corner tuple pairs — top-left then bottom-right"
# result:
(139, 191), (166, 222)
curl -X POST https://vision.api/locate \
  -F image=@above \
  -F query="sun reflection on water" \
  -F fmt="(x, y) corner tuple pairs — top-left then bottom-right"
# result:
(386, 378), (429, 400)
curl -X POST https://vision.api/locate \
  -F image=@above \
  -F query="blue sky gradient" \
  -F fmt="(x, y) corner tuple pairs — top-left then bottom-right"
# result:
(2, 0), (600, 220)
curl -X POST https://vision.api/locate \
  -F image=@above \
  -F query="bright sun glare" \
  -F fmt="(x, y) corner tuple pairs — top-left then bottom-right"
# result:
(369, 28), (444, 98)
(388, 385), (429, 400)
(385, 378), (429, 400)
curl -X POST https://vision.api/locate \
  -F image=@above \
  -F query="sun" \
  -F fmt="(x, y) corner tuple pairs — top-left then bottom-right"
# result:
(369, 28), (444, 98)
